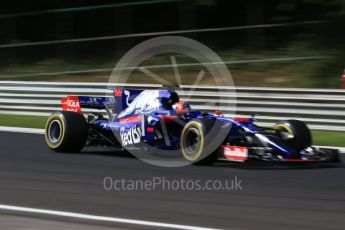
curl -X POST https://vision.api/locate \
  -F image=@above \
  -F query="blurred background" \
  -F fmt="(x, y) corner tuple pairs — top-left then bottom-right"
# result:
(0, 3), (345, 229)
(0, 0), (344, 87)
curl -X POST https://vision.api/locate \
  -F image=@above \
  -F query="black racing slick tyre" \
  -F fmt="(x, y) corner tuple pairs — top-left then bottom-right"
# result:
(180, 118), (229, 165)
(274, 119), (312, 152)
(45, 111), (88, 153)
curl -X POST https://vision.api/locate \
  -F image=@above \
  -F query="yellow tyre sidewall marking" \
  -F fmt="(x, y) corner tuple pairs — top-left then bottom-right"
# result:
(181, 121), (205, 162)
(45, 114), (66, 149)
(275, 124), (293, 134)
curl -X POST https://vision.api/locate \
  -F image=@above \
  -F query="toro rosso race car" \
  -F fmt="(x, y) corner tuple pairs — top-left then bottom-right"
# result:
(44, 87), (340, 164)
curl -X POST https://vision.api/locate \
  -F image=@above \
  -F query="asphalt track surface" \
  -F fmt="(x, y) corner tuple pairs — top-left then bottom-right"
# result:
(0, 131), (345, 229)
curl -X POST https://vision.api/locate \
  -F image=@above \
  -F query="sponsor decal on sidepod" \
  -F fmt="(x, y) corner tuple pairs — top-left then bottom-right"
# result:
(120, 125), (142, 147)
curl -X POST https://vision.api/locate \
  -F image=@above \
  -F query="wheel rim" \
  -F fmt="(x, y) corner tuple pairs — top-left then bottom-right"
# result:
(275, 124), (294, 142)
(275, 124), (293, 134)
(183, 127), (201, 157)
(48, 120), (62, 144)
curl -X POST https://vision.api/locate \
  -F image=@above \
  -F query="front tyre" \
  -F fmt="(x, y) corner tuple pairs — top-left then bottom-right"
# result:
(274, 119), (312, 152)
(45, 111), (88, 152)
(180, 118), (228, 165)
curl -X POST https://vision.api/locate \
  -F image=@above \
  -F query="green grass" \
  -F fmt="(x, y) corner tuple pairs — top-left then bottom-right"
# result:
(0, 114), (47, 129)
(0, 114), (344, 147)
(311, 130), (345, 147)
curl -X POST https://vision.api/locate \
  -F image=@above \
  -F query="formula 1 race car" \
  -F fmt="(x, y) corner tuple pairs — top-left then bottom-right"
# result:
(44, 87), (340, 164)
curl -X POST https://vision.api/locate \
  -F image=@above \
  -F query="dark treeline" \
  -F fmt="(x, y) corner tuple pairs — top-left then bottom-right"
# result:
(0, 0), (344, 65)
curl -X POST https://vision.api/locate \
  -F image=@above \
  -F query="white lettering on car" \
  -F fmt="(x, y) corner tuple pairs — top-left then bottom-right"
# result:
(120, 125), (142, 147)
(67, 100), (80, 108)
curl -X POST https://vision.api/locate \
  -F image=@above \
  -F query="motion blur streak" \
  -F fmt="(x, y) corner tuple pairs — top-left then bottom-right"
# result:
(0, 56), (322, 78)
(0, 0), (179, 19)
(0, 21), (324, 49)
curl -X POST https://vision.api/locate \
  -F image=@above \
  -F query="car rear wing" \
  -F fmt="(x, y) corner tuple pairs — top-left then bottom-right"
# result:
(60, 87), (143, 116)
(61, 86), (176, 115)
(61, 96), (112, 113)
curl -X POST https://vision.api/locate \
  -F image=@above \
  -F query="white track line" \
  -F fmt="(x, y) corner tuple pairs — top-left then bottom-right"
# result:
(0, 204), (219, 230)
(0, 126), (44, 134)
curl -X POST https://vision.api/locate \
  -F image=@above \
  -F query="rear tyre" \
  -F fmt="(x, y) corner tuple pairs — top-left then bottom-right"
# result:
(180, 118), (228, 165)
(45, 111), (88, 152)
(274, 119), (312, 152)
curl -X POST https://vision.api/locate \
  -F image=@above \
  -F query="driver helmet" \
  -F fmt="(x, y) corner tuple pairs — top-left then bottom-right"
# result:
(173, 101), (191, 115)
